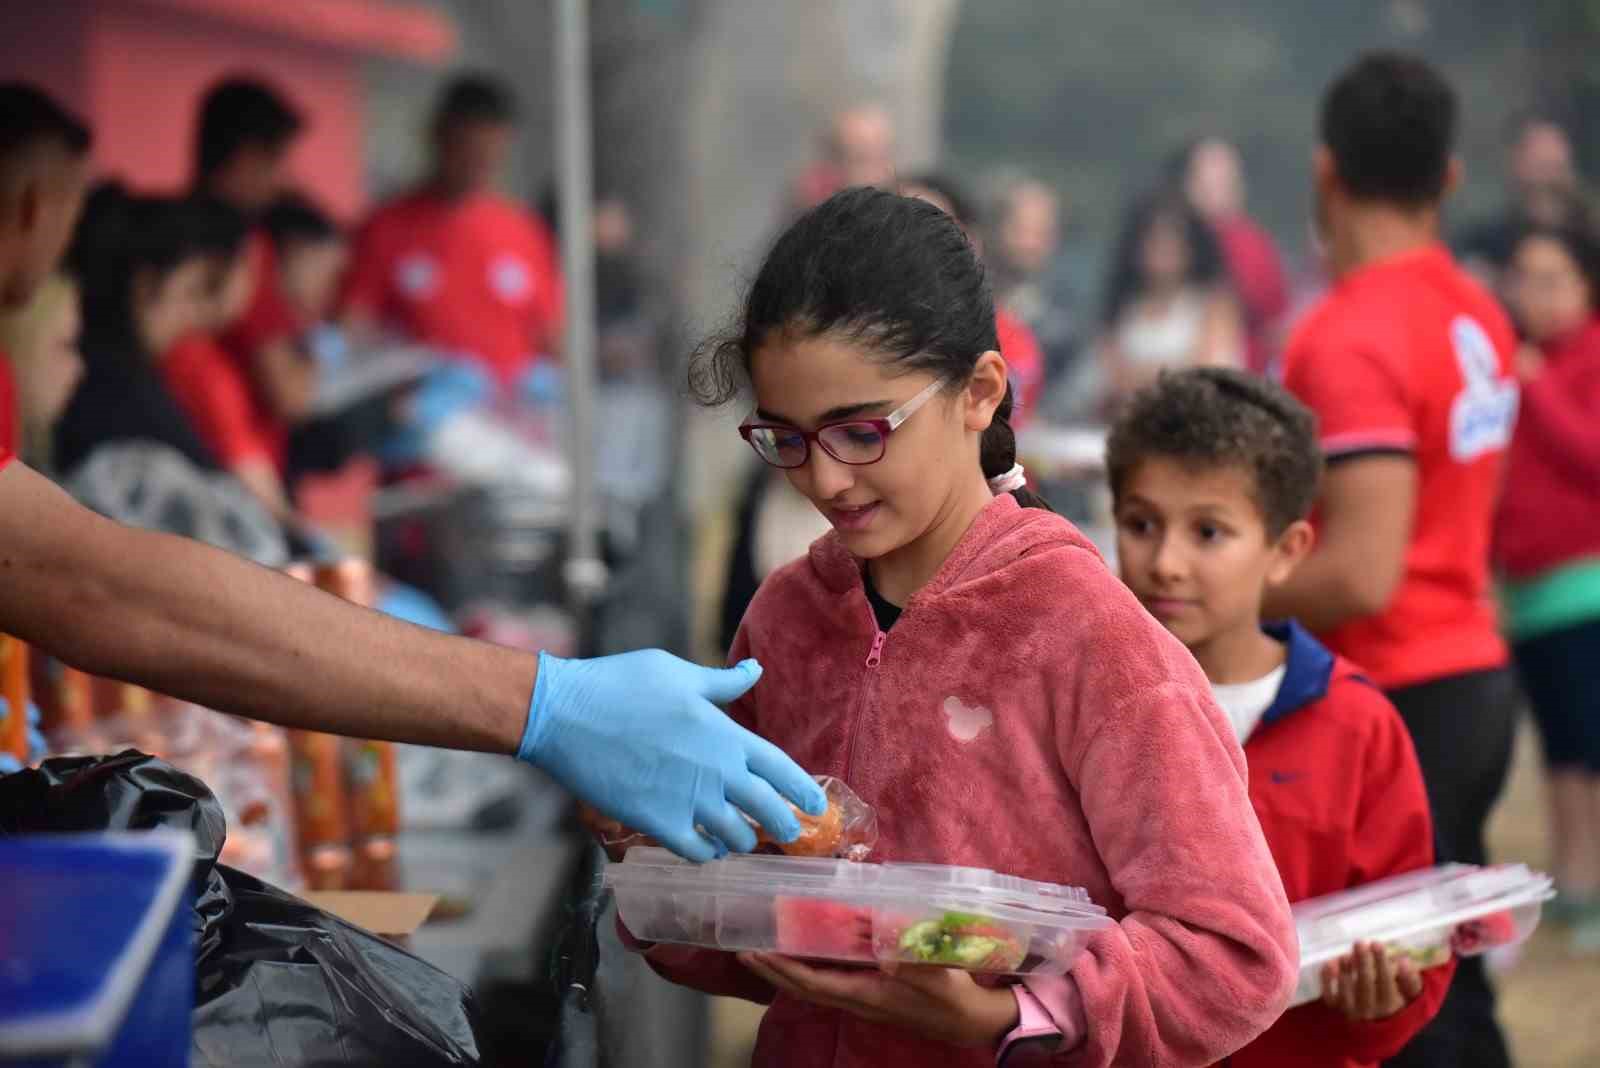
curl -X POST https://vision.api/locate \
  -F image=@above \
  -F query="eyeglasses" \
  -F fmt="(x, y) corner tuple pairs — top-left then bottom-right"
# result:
(739, 378), (945, 470)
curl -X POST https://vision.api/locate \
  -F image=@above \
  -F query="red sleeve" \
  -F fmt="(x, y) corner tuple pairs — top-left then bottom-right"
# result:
(996, 309), (1045, 426)
(222, 233), (301, 358)
(1284, 315), (1417, 458)
(1518, 359), (1600, 495)
(340, 211), (393, 318)
(613, 622), (778, 1006)
(1224, 222), (1290, 328)
(528, 215), (565, 357)
(161, 336), (274, 468)
(1299, 681), (1455, 1063)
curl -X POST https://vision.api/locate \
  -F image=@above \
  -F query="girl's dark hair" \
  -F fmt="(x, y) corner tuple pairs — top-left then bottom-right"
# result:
(690, 186), (1050, 510)
(67, 182), (209, 355)
(1101, 192), (1227, 326)
(262, 192), (339, 248)
(184, 193), (250, 261)
(1513, 222), (1600, 302)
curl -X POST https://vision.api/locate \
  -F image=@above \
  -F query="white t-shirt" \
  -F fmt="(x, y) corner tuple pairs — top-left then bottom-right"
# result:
(1210, 664), (1287, 746)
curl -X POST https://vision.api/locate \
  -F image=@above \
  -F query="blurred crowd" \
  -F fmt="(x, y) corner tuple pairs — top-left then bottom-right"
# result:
(3, 71), (667, 589)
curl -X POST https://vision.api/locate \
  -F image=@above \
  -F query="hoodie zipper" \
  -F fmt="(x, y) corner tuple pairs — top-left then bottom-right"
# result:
(842, 600), (886, 783)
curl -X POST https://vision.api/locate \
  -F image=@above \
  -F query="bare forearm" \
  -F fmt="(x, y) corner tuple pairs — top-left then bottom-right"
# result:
(0, 466), (535, 752)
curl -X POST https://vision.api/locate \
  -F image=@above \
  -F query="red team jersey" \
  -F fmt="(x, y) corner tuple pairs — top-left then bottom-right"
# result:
(163, 333), (285, 471)
(1283, 244), (1518, 690)
(341, 190), (564, 386)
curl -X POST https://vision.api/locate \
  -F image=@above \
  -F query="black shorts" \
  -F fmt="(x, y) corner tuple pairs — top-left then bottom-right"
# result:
(1513, 617), (1600, 773)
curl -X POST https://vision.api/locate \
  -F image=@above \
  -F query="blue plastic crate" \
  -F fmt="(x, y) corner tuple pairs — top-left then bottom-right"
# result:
(0, 831), (195, 1066)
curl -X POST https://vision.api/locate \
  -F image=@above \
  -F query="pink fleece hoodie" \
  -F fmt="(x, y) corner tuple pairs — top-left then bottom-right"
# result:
(628, 495), (1297, 1066)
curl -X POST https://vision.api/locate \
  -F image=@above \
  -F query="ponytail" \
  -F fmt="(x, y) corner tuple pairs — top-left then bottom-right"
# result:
(979, 380), (1053, 511)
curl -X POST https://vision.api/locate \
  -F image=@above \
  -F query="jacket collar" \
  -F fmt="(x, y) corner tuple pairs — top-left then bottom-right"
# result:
(1261, 619), (1335, 724)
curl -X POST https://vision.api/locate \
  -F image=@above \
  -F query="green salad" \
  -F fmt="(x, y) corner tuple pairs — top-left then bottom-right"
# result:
(896, 911), (1028, 971)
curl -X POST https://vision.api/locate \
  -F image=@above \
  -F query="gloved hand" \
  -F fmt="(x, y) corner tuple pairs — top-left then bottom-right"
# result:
(520, 650), (826, 862)
(515, 361), (564, 410)
(380, 361), (494, 465)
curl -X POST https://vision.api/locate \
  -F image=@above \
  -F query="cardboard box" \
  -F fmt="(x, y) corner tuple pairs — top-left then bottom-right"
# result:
(302, 891), (439, 936)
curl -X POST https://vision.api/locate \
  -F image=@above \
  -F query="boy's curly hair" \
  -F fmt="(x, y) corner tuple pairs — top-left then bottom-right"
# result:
(1106, 368), (1323, 536)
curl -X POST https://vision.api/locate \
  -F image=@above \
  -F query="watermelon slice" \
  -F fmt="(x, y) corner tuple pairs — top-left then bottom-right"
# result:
(1451, 910), (1519, 955)
(774, 897), (875, 961)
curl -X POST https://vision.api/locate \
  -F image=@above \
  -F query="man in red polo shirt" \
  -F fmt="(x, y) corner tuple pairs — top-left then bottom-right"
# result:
(193, 78), (313, 463)
(342, 74), (563, 391)
(1267, 53), (1520, 1068)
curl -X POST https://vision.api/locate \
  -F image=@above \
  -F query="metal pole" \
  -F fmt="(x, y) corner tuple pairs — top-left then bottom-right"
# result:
(556, 0), (607, 638)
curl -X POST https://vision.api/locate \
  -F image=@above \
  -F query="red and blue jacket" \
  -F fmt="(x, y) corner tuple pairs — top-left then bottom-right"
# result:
(1224, 620), (1453, 1068)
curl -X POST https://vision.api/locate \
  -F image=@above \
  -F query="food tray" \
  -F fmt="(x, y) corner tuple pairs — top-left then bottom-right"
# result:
(605, 847), (1112, 976)
(1289, 863), (1554, 1007)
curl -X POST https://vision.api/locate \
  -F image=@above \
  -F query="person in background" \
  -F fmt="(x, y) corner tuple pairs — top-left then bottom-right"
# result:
(788, 102), (898, 213)
(1098, 193), (1244, 406)
(1267, 53), (1521, 1068)
(986, 173), (1085, 397)
(193, 77), (317, 442)
(900, 172), (1046, 424)
(0, 82), (828, 864)
(1458, 112), (1585, 290)
(1496, 223), (1600, 950)
(1110, 368), (1451, 1068)
(341, 72), (564, 398)
(263, 193), (347, 331)
(54, 185), (220, 477)
(1173, 137), (1290, 375)
(161, 194), (291, 513)
(0, 273), (80, 468)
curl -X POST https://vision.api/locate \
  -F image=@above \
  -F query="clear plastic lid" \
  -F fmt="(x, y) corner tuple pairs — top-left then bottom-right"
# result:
(877, 862), (1105, 915)
(605, 847), (1115, 975)
(1294, 863), (1554, 954)
(612, 847), (1106, 916)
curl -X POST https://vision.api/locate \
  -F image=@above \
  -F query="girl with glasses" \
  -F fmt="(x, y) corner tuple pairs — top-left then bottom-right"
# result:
(621, 187), (1297, 1066)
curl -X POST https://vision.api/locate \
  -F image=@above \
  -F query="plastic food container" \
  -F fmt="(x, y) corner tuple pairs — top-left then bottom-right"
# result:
(605, 847), (1113, 976)
(1289, 863), (1555, 1007)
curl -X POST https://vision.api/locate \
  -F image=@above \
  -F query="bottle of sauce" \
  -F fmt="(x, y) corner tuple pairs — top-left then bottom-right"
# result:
(315, 559), (402, 891)
(283, 561), (353, 890)
(1, 635), (31, 763)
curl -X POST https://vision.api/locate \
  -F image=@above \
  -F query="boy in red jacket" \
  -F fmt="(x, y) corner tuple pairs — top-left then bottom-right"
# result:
(1108, 367), (1454, 1067)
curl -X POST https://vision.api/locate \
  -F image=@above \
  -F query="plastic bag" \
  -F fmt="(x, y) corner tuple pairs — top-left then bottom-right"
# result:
(0, 751), (485, 1067)
(585, 773), (879, 862)
(47, 699), (303, 891)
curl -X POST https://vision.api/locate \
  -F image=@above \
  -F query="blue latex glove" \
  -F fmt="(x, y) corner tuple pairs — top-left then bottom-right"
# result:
(0, 697), (43, 773)
(380, 361), (495, 465)
(516, 362), (564, 409)
(376, 582), (457, 634)
(520, 650), (826, 862)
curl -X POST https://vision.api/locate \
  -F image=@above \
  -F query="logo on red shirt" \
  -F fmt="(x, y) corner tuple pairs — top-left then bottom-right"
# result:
(488, 254), (534, 304)
(1448, 315), (1518, 462)
(396, 254), (440, 301)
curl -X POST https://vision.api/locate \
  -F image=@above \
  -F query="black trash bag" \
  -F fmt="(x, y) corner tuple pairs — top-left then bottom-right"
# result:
(0, 751), (486, 1067)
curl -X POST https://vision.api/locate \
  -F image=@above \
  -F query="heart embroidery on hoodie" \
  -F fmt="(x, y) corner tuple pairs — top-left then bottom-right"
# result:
(942, 696), (994, 742)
